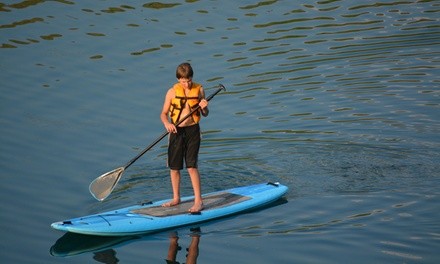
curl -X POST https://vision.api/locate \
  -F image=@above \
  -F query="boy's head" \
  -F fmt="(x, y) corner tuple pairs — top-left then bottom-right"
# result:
(176, 62), (194, 79)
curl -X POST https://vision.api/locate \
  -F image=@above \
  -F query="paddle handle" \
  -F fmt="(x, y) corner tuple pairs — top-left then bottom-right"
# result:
(123, 84), (226, 170)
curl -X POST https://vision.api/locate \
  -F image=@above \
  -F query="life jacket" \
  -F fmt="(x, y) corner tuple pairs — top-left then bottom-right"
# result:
(169, 82), (202, 125)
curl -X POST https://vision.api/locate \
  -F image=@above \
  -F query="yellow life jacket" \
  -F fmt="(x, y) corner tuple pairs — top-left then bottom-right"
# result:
(169, 82), (202, 125)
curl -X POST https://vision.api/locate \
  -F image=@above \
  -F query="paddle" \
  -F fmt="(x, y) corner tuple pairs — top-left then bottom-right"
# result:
(89, 84), (226, 201)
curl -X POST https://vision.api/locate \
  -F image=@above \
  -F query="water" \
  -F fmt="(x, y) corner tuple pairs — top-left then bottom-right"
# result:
(1, 0), (439, 263)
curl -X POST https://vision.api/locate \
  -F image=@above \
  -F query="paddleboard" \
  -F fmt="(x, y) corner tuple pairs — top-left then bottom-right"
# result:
(51, 182), (288, 236)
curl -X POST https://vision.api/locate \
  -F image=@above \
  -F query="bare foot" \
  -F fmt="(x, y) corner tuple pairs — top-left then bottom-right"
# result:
(162, 199), (180, 207)
(189, 202), (204, 213)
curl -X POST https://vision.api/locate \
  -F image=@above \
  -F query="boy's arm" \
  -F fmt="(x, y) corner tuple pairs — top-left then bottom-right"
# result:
(161, 88), (177, 133)
(199, 86), (209, 117)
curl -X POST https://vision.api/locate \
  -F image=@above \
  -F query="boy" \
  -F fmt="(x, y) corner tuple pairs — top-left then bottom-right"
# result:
(160, 63), (209, 213)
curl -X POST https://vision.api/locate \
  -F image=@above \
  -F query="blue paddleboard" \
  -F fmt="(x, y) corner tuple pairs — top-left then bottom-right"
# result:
(51, 182), (288, 236)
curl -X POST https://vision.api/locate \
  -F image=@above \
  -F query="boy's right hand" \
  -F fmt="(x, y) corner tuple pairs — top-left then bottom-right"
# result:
(165, 122), (177, 133)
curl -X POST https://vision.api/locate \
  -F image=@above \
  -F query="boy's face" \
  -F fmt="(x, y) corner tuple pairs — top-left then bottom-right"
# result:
(178, 78), (192, 89)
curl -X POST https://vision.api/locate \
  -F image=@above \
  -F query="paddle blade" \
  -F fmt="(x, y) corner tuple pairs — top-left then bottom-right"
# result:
(89, 167), (125, 201)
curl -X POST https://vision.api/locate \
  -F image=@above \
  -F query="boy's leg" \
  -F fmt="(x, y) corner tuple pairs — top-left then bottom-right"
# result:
(162, 169), (181, 207)
(164, 128), (184, 207)
(188, 167), (203, 212)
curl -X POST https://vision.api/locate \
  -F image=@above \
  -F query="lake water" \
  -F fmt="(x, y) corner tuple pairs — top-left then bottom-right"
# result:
(1, 0), (439, 263)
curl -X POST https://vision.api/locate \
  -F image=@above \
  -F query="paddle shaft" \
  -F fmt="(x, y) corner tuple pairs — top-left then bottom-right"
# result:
(123, 84), (226, 170)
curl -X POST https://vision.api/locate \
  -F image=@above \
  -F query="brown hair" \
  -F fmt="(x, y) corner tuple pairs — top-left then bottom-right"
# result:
(176, 62), (194, 79)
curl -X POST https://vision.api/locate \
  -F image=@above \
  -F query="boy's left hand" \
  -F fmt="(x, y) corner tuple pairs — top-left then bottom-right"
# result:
(199, 99), (208, 109)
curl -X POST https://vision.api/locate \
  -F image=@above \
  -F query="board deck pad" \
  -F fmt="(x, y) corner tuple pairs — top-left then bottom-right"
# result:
(132, 192), (250, 217)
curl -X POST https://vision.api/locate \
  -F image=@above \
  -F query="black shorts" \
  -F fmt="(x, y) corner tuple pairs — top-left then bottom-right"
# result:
(167, 124), (201, 170)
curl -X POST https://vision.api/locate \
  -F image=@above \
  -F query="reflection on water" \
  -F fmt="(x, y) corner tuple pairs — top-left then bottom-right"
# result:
(51, 228), (201, 264)
(166, 228), (201, 264)
(50, 232), (139, 258)
(1, 0), (439, 263)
